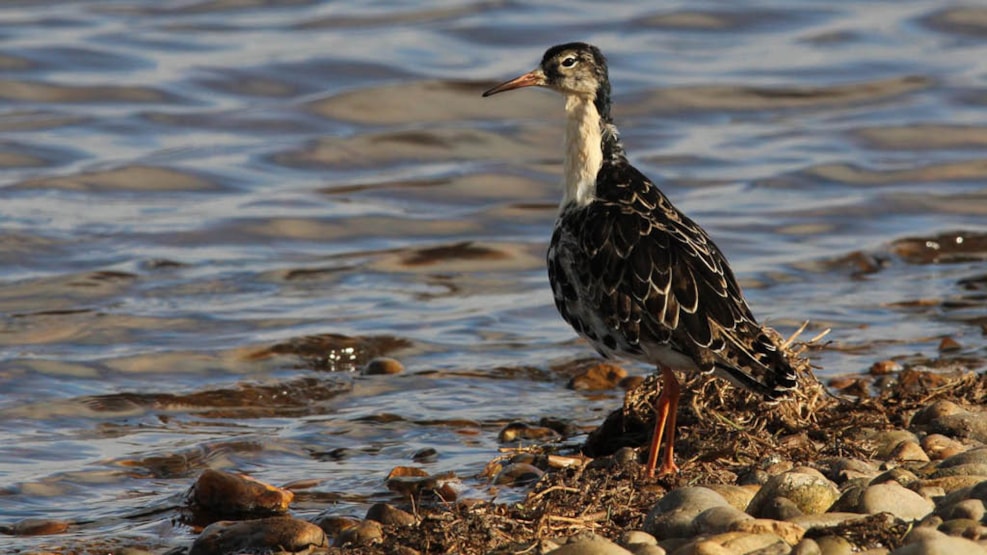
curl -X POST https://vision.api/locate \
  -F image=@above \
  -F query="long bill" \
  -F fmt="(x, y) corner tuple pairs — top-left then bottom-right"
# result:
(482, 69), (546, 97)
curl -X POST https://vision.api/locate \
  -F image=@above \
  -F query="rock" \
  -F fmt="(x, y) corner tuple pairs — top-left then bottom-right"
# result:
(747, 470), (840, 517)
(939, 448), (987, 469)
(547, 533), (634, 555)
(627, 545), (665, 555)
(313, 514), (360, 539)
(870, 468), (918, 487)
(567, 362), (627, 391)
(938, 337), (962, 352)
(871, 430), (920, 460)
(891, 528), (987, 554)
(620, 530), (658, 546)
(189, 469), (293, 516)
(793, 538), (821, 555)
(705, 484), (759, 512)
(738, 468), (770, 486)
(889, 441), (930, 463)
(673, 532), (789, 555)
(870, 360), (902, 375)
(692, 506), (753, 535)
(921, 434), (967, 461)
(913, 406), (987, 443)
(498, 422), (560, 443)
(2, 518), (70, 536)
(644, 487), (731, 539)
(918, 476), (987, 493)
(814, 535), (853, 555)
(788, 513), (868, 530)
(362, 357), (404, 375)
(412, 447), (438, 463)
(761, 496), (805, 520)
(189, 516), (327, 555)
(934, 464), (987, 478)
(829, 485), (865, 514)
(937, 518), (986, 538)
(859, 482), (935, 521)
(729, 518), (806, 546)
(820, 457), (879, 484)
(493, 462), (544, 486)
(365, 503), (415, 526)
(337, 519), (384, 547)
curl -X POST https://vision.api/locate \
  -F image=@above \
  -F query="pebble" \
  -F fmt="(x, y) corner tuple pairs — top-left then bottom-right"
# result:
(498, 421), (560, 443)
(814, 535), (853, 555)
(933, 464), (987, 478)
(547, 532), (634, 555)
(362, 357), (405, 375)
(918, 475), (987, 494)
(189, 516), (327, 555)
(761, 495), (805, 520)
(944, 499), (986, 522)
(747, 469), (840, 517)
(729, 518), (805, 546)
(620, 530), (658, 546)
(937, 518), (987, 539)
(891, 528), (986, 554)
(859, 482), (935, 521)
(674, 531), (789, 555)
(793, 538), (822, 555)
(938, 447), (987, 469)
(915, 404), (987, 443)
(643, 487), (731, 539)
(493, 462), (544, 486)
(704, 484), (759, 512)
(692, 506), (753, 535)
(313, 514), (359, 539)
(189, 469), (293, 516)
(921, 434), (967, 461)
(567, 362), (627, 391)
(870, 360), (902, 375)
(365, 502), (416, 526)
(337, 519), (384, 547)
(889, 440), (930, 463)
(412, 447), (438, 463)
(871, 430), (920, 460)
(870, 468), (918, 487)
(788, 512), (867, 530)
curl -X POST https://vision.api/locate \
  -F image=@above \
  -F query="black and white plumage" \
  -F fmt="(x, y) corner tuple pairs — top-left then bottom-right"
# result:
(483, 43), (797, 477)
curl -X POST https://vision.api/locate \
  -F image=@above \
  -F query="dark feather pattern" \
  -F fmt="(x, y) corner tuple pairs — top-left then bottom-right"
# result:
(548, 155), (797, 398)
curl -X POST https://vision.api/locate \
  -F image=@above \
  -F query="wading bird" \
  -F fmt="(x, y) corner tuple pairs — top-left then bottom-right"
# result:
(483, 43), (797, 477)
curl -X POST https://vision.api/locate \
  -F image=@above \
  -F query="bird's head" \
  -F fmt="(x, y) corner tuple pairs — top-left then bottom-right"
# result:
(483, 42), (611, 115)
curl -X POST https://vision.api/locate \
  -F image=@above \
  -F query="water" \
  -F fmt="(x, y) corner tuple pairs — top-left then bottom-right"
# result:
(1, 0), (986, 550)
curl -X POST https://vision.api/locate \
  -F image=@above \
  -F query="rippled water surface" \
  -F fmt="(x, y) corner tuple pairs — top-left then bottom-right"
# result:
(2, 0), (987, 550)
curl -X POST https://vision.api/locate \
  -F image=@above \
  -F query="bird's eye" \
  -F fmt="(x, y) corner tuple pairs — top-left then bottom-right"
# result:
(561, 56), (577, 68)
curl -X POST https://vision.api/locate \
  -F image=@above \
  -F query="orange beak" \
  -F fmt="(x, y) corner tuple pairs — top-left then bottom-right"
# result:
(482, 69), (546, 97)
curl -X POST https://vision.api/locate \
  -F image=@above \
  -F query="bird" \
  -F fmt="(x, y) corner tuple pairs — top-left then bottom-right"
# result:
(482, 43), (797, 478)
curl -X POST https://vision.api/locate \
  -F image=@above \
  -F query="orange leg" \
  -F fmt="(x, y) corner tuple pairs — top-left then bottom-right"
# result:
(645, 366), (682, 478)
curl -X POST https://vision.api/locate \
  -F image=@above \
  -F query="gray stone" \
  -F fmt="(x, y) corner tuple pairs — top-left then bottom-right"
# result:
(626, 545), (665, 555)
(761, 496), (804, 520)
(937, 518), (987, 538)
(829, 485), (865, 514)
(643, 487), (730, 539)
(871, 430), (920, 460)
(860, 482), (935, 521)
(692, 506), (753, 535)
(747, 470), (840, 517)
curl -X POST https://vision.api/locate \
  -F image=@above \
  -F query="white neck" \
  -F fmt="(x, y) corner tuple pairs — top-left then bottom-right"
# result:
(561, 94), (603, 209)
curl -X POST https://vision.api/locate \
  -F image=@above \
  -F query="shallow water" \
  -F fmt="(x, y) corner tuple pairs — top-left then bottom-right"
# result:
(1, 0), (986, 550)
